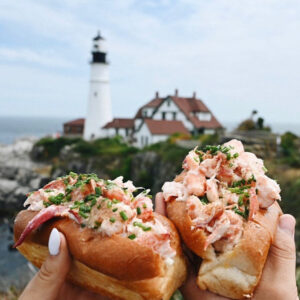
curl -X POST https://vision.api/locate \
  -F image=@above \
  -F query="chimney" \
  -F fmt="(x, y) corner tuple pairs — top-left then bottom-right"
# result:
(193, 91), (196, 99)
(155, 91), (159, 99)
(175, 89), (178, 97)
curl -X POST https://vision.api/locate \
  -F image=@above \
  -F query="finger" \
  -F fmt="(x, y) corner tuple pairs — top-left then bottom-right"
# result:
(255, 214), (298, 299)
(20, 228), (71, 300)
(269, 214), (296, 276)
(155, 192), (166, 216)
(180, 272), (227, 300)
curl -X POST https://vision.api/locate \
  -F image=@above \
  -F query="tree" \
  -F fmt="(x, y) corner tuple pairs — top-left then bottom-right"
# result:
(257, 117), (264, 130)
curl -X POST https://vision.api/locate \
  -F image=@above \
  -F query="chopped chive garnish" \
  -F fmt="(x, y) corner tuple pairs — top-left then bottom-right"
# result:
(238, 195), (244, 206)
(107, 200), (112, 208)
(143, 203), (147, 209)
(128, 234), (136, 240)
(69, 171), (77, 178)
(95, 187), (102, 196)
(110, 217), (116, 223)
(65, 194), (72, 201)
(137, 207), (141, 215)
(79, 211), (88, 219)
(133, 221), (151, 231)
(112, 207), (118, 212)
(233, 153), (239, 158)
(43, 201), (51, 207)
(94, 221), (101, 229)
(120, 211), (128, 221)
(200, 195), (209, 204)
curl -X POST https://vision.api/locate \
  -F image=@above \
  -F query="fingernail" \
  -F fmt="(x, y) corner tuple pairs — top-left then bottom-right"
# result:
(279, 215), (296, 237)
(48, 228), (61, 256)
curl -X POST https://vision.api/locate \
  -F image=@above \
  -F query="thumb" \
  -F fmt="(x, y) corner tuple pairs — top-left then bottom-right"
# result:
(20, 228), (71, 300)
(269, 214), (296, 275)
(254, 214), (298, 300)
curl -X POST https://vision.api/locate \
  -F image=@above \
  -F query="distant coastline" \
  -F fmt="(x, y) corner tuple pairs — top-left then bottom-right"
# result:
(1, 116), (300, 145)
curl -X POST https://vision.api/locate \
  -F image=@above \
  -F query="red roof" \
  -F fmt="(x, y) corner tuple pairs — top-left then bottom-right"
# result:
(135, 97), (164, 118)
(144, 119), (190, 135)
(103, 118), (134, 129)
(64, 118), (85, 126)
(171, 97), (222, 129)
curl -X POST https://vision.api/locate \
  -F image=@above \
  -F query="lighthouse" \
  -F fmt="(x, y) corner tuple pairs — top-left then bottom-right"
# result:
(83, 31), (112, 140)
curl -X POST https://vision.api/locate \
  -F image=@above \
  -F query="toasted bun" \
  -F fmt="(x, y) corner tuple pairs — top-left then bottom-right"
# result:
(167, 201), (281, 299)
(14, 210), (187, 300)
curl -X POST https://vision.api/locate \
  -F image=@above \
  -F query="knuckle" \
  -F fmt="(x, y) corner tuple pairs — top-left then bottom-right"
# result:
(270, 241), (296, 260)
(38, 263), (54, 282)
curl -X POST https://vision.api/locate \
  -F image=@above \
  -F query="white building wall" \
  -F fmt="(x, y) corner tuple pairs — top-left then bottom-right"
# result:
(134, 122), (151, 148)
(84, 63), (112, 140)
(103, 127), (132, 141)
(204, 128), (216, 134)
(134, 118), (143, 131)
(141, 107), (154, 118)
(152, 134), (169, 144)
(134, 121), (171, 148)
(152, 98), (194, 131)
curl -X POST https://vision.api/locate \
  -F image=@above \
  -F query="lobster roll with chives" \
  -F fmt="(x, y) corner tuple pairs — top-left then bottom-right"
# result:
(14, 173), (187, 300)
(162, 139), (281, 299)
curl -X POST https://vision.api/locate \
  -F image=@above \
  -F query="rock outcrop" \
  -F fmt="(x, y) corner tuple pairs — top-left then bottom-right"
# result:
(0, 138), (51, 216)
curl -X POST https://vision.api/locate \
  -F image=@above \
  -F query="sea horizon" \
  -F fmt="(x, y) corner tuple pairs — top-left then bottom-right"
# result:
(0, 115), (300, 145)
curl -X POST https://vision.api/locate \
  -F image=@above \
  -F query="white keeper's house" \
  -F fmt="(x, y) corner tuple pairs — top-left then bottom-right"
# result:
(102, 90), (223, 148)
(63, 32), (223, 148)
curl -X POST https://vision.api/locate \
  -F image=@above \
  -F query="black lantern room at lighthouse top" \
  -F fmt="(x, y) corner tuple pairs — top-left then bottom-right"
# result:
(91, 31), (107, 64)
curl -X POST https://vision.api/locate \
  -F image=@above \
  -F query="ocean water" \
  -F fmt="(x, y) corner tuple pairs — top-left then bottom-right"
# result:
(0, 116), (300, 145)
(0, 116), (72, 144)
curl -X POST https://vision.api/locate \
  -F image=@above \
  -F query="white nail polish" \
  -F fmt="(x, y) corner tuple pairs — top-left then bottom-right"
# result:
(48, 228), (61, 256)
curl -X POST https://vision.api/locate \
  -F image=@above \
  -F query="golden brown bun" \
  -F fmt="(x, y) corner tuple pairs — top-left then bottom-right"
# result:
(14, 210), (187, 300)
(167, 201), (281, 299)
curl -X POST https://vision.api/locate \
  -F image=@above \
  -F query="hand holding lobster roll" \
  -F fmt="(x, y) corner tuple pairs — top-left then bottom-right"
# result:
(14, 173), (187, 300)
(161, 139), (289, 299)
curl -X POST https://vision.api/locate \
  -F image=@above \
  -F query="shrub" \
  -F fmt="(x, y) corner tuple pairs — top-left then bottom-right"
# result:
(34, 136), (81, 159)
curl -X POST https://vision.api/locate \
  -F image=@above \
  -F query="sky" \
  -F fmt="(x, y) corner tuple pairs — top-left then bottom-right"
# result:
(0, 0), (300, 126)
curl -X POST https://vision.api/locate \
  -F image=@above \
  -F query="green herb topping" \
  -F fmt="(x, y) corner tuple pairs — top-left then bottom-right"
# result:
(120, 211), (128, 221)
(128, 234), (136, 240)
(133, 221), (151, 231)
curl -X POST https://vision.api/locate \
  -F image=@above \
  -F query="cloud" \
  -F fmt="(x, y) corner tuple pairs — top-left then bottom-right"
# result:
(0, 0), (299, 126)
(0, 48), (74, 68)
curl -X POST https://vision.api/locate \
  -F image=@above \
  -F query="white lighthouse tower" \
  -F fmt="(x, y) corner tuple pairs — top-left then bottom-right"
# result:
(83, 31), (112, 140)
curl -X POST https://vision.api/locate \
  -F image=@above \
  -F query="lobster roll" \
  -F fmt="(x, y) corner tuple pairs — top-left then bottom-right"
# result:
(14, 173), (187, 300)
(162, 139), (281, 299)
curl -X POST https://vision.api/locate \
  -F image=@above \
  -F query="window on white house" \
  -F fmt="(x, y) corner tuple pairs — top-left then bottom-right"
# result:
(141, 136), (144, 146)
(173, 112), (177, 120)
(167, 99), (171, 106)
(143, 110), (147, 117)
(145, 136), (149, 146)
(115, 128), (119, 135)
(162, 112), (166, 120)
(125, 128), (128, 136)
